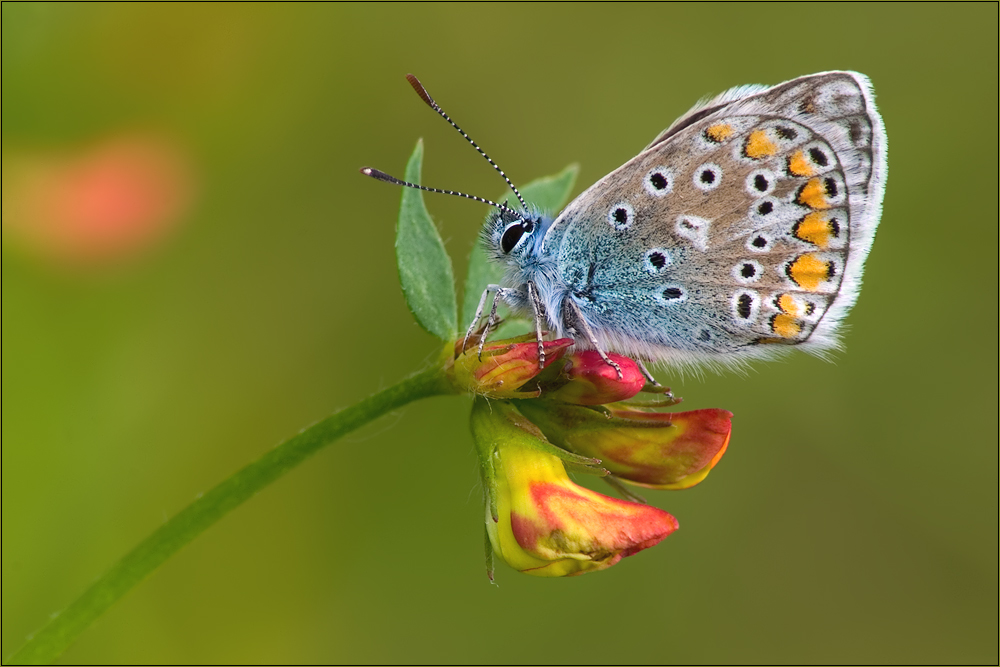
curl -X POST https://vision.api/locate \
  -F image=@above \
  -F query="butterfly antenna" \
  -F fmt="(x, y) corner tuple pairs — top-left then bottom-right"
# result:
(359, 167), (518, 216)
(405, 74), (529, 214)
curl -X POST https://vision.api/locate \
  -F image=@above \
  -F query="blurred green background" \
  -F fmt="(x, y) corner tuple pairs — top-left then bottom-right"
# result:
(3, 3), (997, 664)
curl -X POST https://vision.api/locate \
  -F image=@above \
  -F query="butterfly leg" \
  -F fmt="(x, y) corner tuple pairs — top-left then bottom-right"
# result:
(477, 286), (524, 361)
(563, 298), (623, 379)
(463, 284), (500, 354)
(635, 359), (661, 387)
(526, 281), (546, 369)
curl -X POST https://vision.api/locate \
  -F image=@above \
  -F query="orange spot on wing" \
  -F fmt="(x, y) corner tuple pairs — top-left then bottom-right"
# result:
(787, 253), (832, 291)
(777, 293), (801, 316)
(794, 211), (834, 248)
(744, 130), (777, 159)
(788, 150), (815, 177)
(704, 124), (734, 143)
(771, 313), (802, 338)
(797, 178), (830, 209)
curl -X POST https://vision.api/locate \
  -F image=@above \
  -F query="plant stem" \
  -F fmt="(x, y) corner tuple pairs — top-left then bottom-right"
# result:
(9, 366), (454, 665)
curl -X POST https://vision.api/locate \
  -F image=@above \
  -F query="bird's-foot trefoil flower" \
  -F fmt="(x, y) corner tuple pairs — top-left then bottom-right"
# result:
(454, 336), (733, 578)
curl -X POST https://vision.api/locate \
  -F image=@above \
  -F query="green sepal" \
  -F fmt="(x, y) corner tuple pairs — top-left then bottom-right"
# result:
(618, 392), (684, 408)
(469, 397), (606, 477)
(484, 524), (496, 583)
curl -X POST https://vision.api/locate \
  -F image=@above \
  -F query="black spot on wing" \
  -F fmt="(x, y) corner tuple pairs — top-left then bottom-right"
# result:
(808, 147), (829, 167)
(737, 293), (753, 319)
(775, 125), (798, 140)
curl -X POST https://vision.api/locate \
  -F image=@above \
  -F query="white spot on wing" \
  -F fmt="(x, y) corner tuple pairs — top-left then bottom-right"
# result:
(675, 215), (710, 251)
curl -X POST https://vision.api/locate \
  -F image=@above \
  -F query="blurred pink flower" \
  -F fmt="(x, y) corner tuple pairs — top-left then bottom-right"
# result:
(2, 133), (193, 266)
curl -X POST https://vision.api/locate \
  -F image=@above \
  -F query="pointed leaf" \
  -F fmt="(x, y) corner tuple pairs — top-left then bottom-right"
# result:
(396, 140), (457, 340)
(460, 163), (579, 328)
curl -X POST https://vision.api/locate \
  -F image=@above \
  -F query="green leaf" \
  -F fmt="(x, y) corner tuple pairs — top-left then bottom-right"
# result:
(396, 139), (458, 340)
(516, 162), (580, 213)
(460, 163), (579, 329)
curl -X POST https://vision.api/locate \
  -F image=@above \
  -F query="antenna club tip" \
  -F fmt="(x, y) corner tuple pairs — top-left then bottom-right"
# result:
(360, 167), (402, 185)
(405, 73), (435, 108)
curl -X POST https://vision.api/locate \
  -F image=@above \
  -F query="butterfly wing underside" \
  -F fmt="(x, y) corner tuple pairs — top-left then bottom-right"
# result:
(545, 71), (886, 369)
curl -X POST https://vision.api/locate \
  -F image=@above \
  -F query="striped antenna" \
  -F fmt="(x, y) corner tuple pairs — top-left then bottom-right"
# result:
(359, 167), (518, 216)
(405, 74), (529, 213)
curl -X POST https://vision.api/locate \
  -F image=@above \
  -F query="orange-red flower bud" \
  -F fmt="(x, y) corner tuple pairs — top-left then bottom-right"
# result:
(545, 350), (645, 405)
(519, 402), (732, 490)
(452, 336), (573, 398)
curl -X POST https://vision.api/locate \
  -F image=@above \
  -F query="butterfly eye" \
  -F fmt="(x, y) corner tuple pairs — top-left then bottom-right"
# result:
(500, 223), (526, 254)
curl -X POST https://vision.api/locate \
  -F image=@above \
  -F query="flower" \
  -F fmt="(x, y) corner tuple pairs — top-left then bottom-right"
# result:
(520, 402), (732, 490)
(2, 133), (192, 267)
(451, 335), (573, 398)
(544, 349), (646, 405)
(449, 332), (734, 578)
(471, 398), (678, 578)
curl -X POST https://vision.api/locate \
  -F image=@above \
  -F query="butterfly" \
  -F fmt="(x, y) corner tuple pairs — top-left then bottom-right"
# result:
(364, 72), (886, 381)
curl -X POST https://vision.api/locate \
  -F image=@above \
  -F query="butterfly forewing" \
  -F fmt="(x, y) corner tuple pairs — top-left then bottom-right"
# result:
(547, 71), (885, 365)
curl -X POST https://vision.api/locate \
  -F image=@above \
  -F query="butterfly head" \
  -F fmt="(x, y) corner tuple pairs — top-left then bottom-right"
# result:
(483, 205), (551, 266)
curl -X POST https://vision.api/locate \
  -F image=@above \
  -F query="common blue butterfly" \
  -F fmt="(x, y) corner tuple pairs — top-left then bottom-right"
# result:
(364, 72), (887, 380)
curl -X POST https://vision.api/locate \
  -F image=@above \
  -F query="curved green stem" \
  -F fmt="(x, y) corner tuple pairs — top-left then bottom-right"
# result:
(9, 366), (454, 665)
